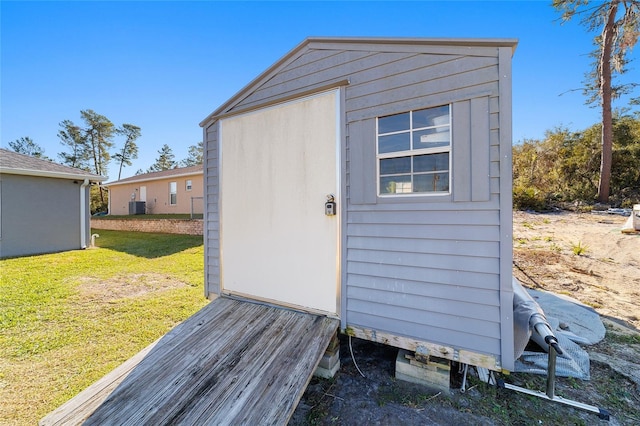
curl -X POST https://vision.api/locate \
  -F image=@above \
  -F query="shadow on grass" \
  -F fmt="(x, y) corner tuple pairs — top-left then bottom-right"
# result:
(93, 229), (203, 259)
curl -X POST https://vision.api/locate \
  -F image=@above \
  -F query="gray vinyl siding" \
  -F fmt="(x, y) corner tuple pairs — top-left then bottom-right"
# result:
(497, 46), (516, 370)
(203, 39), (515, 369)
(0, 174), (84, 258)
(204, 122), (221, 296)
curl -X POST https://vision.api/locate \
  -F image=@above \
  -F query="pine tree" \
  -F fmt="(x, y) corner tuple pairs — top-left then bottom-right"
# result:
(148, 144), (177, 172)
(180, 141), (204, 167)
(8, 137), (48, 159)
(113, 124), (142, 180)
(553, 0), (640, 203)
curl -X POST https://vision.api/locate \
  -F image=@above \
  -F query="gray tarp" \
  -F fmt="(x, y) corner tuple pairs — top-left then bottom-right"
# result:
(512, 278), (604, 380)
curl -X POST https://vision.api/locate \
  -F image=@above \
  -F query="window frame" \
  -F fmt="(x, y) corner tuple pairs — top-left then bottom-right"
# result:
(186, 179), (192, 191)
(169, 181), (177, 206)
(376, 105), (452, 197)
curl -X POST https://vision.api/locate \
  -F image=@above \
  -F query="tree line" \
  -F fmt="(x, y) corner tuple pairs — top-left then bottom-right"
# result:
(139, 141), (203, 175)
(9, 110), (203, 179)
(9, 112), (639, 213)
(12, 110), (638, 214)
(513, 112), (640, 210)
(8, 109), (203, 213)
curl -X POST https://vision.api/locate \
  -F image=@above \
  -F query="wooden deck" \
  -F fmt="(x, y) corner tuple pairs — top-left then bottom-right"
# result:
(40, 297), (339, 425)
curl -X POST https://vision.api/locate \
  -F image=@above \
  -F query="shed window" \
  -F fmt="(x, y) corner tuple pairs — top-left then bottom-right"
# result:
(169, 181), (177, 205)
(377, 105), (451, 195)
(186, 179), (192, 191)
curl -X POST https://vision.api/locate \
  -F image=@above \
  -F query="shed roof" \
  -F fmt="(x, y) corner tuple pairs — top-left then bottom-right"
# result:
(0, 148), (105, 182)
(104, 164), (203, 187)
(199, 36), (518, 127)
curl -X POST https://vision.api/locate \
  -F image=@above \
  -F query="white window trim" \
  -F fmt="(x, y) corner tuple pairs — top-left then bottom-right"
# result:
(186, 179), (193, 191)
(169, 181), (177, 206)
(376, 105), (452, 197)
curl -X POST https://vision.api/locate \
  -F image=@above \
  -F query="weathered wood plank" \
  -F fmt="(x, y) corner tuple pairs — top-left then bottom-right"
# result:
(346, 324), (502, 371)
(346, 315), (501, 367)
(39, 339), (161, 426)
(40, 297), (339, 426)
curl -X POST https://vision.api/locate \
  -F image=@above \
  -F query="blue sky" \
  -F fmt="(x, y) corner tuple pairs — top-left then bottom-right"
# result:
(2, 1), (639, 180)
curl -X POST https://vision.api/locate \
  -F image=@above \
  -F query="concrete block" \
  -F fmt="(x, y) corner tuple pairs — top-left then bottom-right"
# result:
(318, 350), (340, 370)
(314, 360), (340, 379)
(396, 349), (450, 392)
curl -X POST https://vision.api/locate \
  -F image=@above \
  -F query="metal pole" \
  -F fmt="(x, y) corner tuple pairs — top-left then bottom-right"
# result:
(546, 345), (557, 399)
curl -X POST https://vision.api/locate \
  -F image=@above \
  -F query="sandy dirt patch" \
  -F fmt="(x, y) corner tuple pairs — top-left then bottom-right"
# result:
(512, 210), (640, 329)
(76, 273), (189, 302)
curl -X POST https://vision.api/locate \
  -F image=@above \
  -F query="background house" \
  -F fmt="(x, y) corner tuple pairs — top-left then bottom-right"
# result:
(0, 148), (105, 258)
(200, 37), (517, 372)
(105, 165), (203, 215)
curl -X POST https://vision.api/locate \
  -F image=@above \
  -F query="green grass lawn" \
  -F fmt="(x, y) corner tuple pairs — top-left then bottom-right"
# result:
(0, 230), (208, 425)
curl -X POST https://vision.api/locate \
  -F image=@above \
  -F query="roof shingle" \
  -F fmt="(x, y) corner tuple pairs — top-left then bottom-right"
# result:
(0, 148), (104, 181)
(104, 164), (203, 186)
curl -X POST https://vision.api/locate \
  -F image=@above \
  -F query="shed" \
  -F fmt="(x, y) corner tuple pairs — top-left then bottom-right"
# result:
(0, 149), (105, 258)
(105, 165), (203, 215)
(200, 37), (518, 372)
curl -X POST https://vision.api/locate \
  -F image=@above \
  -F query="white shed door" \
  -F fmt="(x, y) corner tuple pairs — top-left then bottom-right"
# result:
(219, 90), (340, 315)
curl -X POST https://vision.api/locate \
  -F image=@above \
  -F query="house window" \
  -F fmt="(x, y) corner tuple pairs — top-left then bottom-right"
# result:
(169, 181), (177, 205)
(377, 105), (451, 195)
(186, 179), (192, 191)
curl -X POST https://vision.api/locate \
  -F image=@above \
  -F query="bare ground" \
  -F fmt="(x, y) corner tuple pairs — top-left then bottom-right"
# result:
(292, 211), (640, 425)
(76, 273), (190, 302)
(512, 211), (639, 330)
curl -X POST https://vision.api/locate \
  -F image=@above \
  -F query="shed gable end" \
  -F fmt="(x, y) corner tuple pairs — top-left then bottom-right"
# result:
(221, 44), (500, 120)
(202, 38), (516, 371)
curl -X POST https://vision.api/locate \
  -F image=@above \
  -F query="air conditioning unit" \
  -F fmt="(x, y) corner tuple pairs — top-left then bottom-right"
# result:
(128, 201), (146, 215)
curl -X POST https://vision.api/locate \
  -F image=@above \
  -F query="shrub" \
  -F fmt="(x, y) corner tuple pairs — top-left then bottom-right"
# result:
(512, 113), (640, 209)
(513, 184), (548, 211)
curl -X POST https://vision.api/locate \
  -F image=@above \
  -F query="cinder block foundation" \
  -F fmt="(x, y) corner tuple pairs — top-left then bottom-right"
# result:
(395, 349), (451, 392)
(314, 332), (340, 379)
